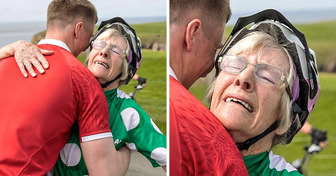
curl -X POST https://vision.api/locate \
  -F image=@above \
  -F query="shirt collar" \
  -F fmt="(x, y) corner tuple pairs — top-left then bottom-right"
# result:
(169, 66), (178, 81)
(38, 39), (71, 53)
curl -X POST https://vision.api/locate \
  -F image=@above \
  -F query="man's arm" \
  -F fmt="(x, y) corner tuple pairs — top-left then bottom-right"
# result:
(81, 137), (123, 176)
(117, 146), (131, 175)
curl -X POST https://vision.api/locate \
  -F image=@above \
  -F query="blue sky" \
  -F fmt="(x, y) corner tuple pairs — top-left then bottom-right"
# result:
(0, 0), (167, 23)
(0, 0), (336, 23)
(231, 0), (336, 13)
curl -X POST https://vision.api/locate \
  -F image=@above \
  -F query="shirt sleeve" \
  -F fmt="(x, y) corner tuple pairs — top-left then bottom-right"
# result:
(121, 105), (167, 167)
(71, 62), (112, 142)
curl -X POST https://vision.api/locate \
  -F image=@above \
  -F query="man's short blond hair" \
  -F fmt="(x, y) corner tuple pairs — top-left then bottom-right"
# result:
(47, 0), (97, 30)
(170, 0), (231, 28)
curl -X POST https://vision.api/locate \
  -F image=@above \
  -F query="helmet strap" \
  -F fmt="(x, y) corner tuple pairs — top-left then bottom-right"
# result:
(236, 120), (279, 151)
(100, 73), (122, 89)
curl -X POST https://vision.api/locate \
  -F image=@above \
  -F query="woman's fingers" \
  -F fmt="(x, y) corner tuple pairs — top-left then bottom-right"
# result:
(31, 57), (45, 74)
(12, 41), (54, 77)
(18, 62), (28, 78)
(23, 61), (37, 77)
(39, 49), (53, 68)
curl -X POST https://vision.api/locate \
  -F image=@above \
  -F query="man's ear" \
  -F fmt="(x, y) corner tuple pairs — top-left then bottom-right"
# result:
(74, 22), (83, 38)
(185, 19), (201, 52)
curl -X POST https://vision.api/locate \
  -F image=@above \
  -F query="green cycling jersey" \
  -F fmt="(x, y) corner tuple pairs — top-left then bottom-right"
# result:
(243, 151), (302, 176)
(52, 88), (166, 175)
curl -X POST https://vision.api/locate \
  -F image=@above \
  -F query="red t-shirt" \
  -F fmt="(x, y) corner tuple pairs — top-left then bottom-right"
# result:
(0, 44), (111, 175)
(169, 76), (248, 175)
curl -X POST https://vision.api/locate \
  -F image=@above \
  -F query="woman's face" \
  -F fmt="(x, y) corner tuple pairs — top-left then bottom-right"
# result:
(210, 48), (290, 141)
(87, 35), (127, 84)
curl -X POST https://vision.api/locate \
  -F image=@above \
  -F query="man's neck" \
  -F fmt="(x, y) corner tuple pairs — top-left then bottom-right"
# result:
(170, 59), (196, 90)
(38, 39), (71, 54)
(45, 28), (76, 56)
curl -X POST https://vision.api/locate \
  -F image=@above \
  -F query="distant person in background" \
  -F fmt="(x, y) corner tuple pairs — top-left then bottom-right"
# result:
(300, 122), (328, 148)
(0, 0), (127, 175)
(169, 0), (248, 175)
(0, 17), (167, 175)
(132, 73), (147, 88)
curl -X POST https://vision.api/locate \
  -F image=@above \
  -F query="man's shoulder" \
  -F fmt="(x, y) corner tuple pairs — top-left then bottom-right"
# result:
(169, 76), (225, 137)
(169, 76), (196, 103)
(38, 44), (85, 69)
(170, 76), (213, 118)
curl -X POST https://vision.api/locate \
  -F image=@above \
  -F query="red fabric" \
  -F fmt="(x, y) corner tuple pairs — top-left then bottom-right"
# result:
(0, 45), (110, 175)
(169, 76), (248, 176)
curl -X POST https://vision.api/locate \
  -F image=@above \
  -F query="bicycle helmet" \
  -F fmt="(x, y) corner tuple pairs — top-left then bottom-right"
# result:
(90, 17), (143, 87)
(215, 9), (320, 150)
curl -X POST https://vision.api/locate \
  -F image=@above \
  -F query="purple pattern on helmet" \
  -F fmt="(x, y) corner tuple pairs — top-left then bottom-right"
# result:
(127, 44), (142, 70)
(291, 64), (300, 103)
(127, 47), (132, 64)
(307, 78), (320, 113)
(291, 62), (320, 113)
(136, 56), (142, 69)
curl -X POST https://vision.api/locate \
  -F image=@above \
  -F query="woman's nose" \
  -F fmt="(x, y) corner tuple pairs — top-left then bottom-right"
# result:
(99, 47), (110, 59)
(233, 67), (255, 92)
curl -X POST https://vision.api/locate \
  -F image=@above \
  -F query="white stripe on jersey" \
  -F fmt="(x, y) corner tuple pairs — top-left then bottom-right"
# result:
(268, 151), (297, 172)
(81, 132), (113, 142)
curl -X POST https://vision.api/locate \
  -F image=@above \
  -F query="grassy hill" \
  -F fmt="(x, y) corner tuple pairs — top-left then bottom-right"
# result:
(33, 22), (166, 51)
(131, 22), (166, 49)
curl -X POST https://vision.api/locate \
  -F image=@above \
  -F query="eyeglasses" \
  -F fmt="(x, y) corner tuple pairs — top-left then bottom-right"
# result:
(92, 40), (125, 56)
(218, 54), (292, 99)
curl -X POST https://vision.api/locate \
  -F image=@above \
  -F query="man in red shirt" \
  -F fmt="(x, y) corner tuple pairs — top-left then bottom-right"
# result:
(169, 0), (248, 175)
(0, 1), (123, 175)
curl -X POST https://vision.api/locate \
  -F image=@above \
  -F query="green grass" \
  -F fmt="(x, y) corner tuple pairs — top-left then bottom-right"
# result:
(273, 73), (336, 175)
(119, 50), (167, 135)
(131, 22), (166, 47)
(295, 22), (336, 69)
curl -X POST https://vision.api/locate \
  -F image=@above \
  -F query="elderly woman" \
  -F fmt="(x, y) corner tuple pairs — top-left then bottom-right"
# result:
(208, 9), (320, 175)
(0, 17), (166, 175)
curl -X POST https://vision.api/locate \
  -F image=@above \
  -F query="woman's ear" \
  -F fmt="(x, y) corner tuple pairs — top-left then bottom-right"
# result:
(120, 72), (128, 81)
(275, 120), (290, 135)
(185, 19), (201, 52)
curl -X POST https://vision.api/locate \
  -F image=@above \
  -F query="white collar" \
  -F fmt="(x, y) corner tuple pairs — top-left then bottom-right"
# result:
(38, 39), (71, 53)
(169, 66), (178, 80)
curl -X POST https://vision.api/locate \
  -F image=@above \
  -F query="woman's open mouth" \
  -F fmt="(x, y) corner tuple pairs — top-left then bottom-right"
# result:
(225, 97), (253, 113)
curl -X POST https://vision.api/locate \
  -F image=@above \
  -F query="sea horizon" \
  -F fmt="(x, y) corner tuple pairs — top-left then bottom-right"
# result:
(0, 16), (166, 48)
(1, 8), (336, 48)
